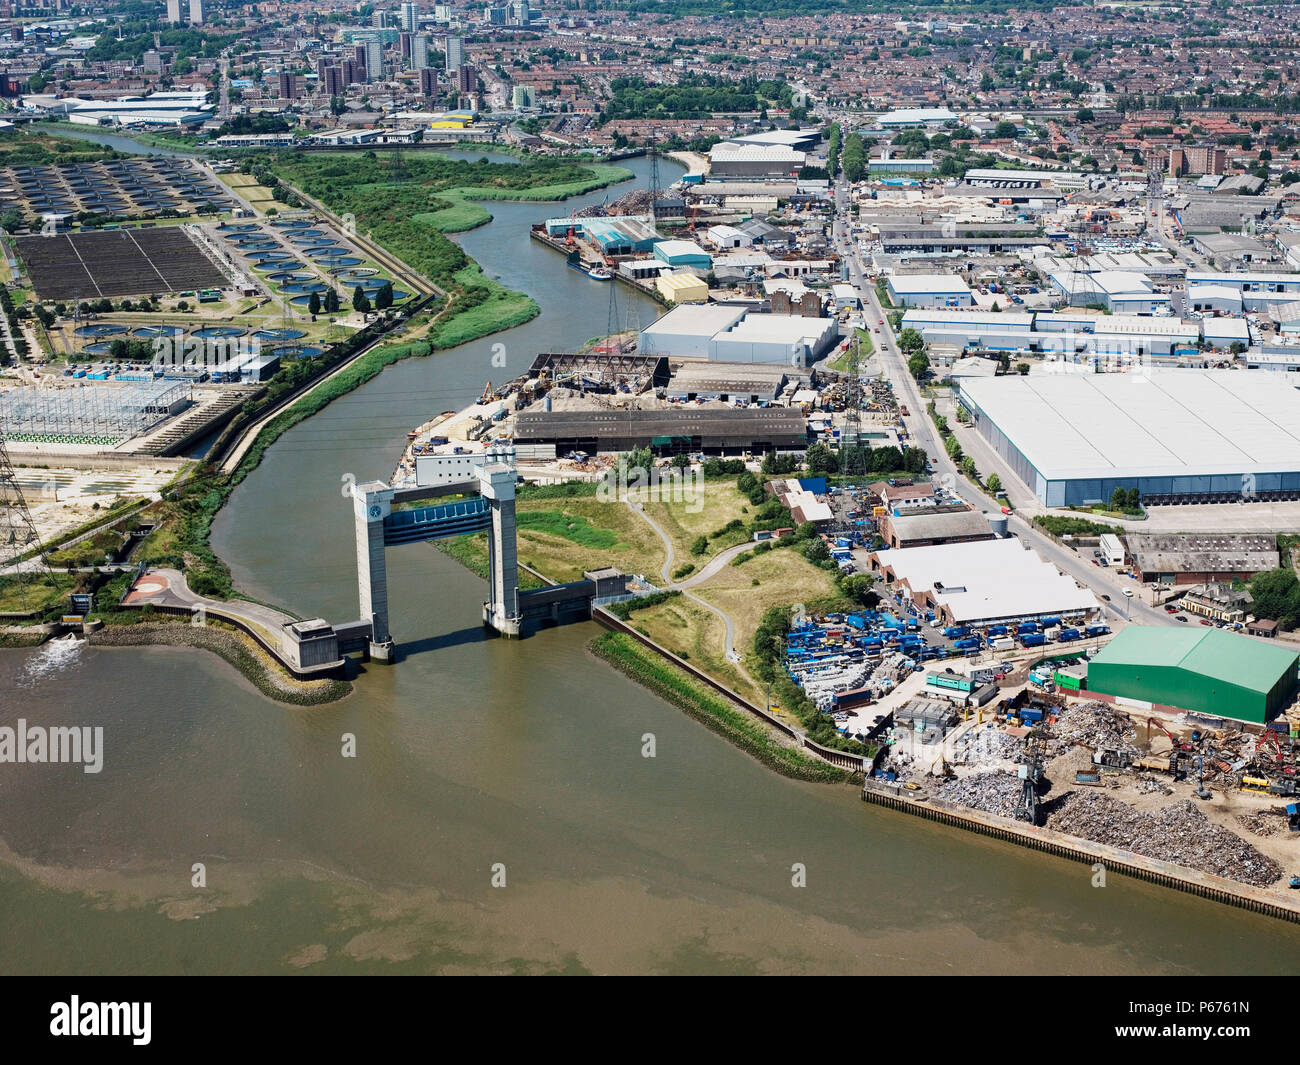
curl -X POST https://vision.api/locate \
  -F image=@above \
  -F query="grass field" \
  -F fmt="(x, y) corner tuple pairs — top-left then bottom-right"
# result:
(514, 497), (665, 582)
(220, 173), (277, 212)
(0, 573), (74, 614)
(642, 482), (754, 564)
(628, 595), (760, 703)
(695, 549), (841, 660)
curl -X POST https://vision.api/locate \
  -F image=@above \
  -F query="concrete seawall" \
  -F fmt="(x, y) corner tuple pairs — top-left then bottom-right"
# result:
(592, 605), (870, 772)
(861, 780), (1300, 924)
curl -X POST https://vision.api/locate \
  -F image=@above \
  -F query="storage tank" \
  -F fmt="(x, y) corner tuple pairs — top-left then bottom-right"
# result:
(986, 513), (1009, 537)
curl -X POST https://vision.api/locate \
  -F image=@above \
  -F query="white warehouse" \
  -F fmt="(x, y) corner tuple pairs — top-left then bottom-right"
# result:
(886, 273), (973, 309)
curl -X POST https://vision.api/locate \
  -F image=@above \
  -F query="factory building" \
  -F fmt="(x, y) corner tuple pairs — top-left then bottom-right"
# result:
(885, 273), (973, 309)
(1087, 626), (1299, 725)
(1032, 313), (1201, 358)
(962, 167), (1088, 191)
(707, 142), (806, 179)
(878, 507), (995, 550)
(1200, 316), (1250, 351)
(652, 239), (712, 271)
(639, 304), (749, 359)
(1187, 284), (1244, 316)
(877, 107), (958, 128)
(1046, 268), (1169, 314)
(706, 312), (838, 367)
(512, 408), (808, 455)
(956, 370), (1300, 507)
(656, 272), (708, 304)
(875, 223), (1041, 257)
(583, 217), (659, 255)
(1124, 533), (1279, 585)
(899, 308), (1035, 351)
(1184, 271), (1300, 313)
(665, 362), (793, 404)
(638, 304), (837, 366)
(868, 538), (1099, 627)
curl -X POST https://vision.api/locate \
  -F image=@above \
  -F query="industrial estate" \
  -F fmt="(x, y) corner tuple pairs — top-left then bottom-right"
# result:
(4, 0), (1300, 975)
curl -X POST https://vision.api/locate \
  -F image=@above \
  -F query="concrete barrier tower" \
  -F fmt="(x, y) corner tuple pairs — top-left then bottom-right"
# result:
(478, 460), (521, 636)
(352, 480), (397, 661)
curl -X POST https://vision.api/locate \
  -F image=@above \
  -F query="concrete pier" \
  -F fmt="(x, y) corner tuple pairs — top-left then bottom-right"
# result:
(479, 461), (521, 636)
(352, 480), (397, 661)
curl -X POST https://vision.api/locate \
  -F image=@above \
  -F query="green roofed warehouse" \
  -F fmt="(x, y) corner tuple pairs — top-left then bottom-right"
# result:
(1087, 625), (1299, 724)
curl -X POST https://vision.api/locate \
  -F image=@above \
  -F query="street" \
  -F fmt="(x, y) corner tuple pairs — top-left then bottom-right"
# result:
(831, 176), (1175, 629)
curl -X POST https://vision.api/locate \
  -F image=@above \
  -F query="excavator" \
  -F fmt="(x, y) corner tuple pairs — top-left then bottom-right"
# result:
(1147, 717), (1194, 754)
(1254, 730), (1284, 761)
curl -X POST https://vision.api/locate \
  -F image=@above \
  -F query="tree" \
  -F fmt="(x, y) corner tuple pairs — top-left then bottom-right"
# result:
(944, 435), (963, 461)
(805, 441), (838, 475)
(898, 326), (925, 354)
(308, 291), (321, 316)
(961, 456), (977, 479)
(1016, 362), (1030, 375)
(994, 120), (1018, 138)
(690, 535), (709, 556)
(803, 536), (831, 566)
(1249, 568), (1300, 628)
(374, 281), (394, 310)
(986, 473), (1002, 495)
(1110, 487), (1127, 511)
(352, 285), (371, 313)
(323, 288), (340, 313)
(908, 352), (930, 381)
(1075, 106), (1095, 123)
(841, 574), (879, 607)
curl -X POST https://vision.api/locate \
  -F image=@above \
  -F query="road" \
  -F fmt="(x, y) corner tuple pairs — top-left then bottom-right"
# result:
(218, 54), (231, 121)
(832, 175), (1172, 629)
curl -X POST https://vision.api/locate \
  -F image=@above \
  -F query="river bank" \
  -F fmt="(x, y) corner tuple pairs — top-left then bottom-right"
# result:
(7, 142), (1300, 973)
(590, 630), (850, 784)
(3, 149), (645, 643)
(88, 620), (352, 705)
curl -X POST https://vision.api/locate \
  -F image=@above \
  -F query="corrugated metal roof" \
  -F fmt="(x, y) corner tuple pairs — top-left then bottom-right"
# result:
(1090, 626), (1298, 695)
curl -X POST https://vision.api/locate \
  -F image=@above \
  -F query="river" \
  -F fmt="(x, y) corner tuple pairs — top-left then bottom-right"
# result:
(2, 152), (1298, 974)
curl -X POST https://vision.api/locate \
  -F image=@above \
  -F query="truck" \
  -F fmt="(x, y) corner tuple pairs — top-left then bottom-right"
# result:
(988, 635), (1016, 652)
(943, 626), (969, 639)
(1019, 633), (1046, 648)
(952, 637), (981, 652)
(1084, 624), (1110, 638)
(984, 624), (1009, 637)
(1057, 628), (1081, 643)
(1016, 621), (1039, 635)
